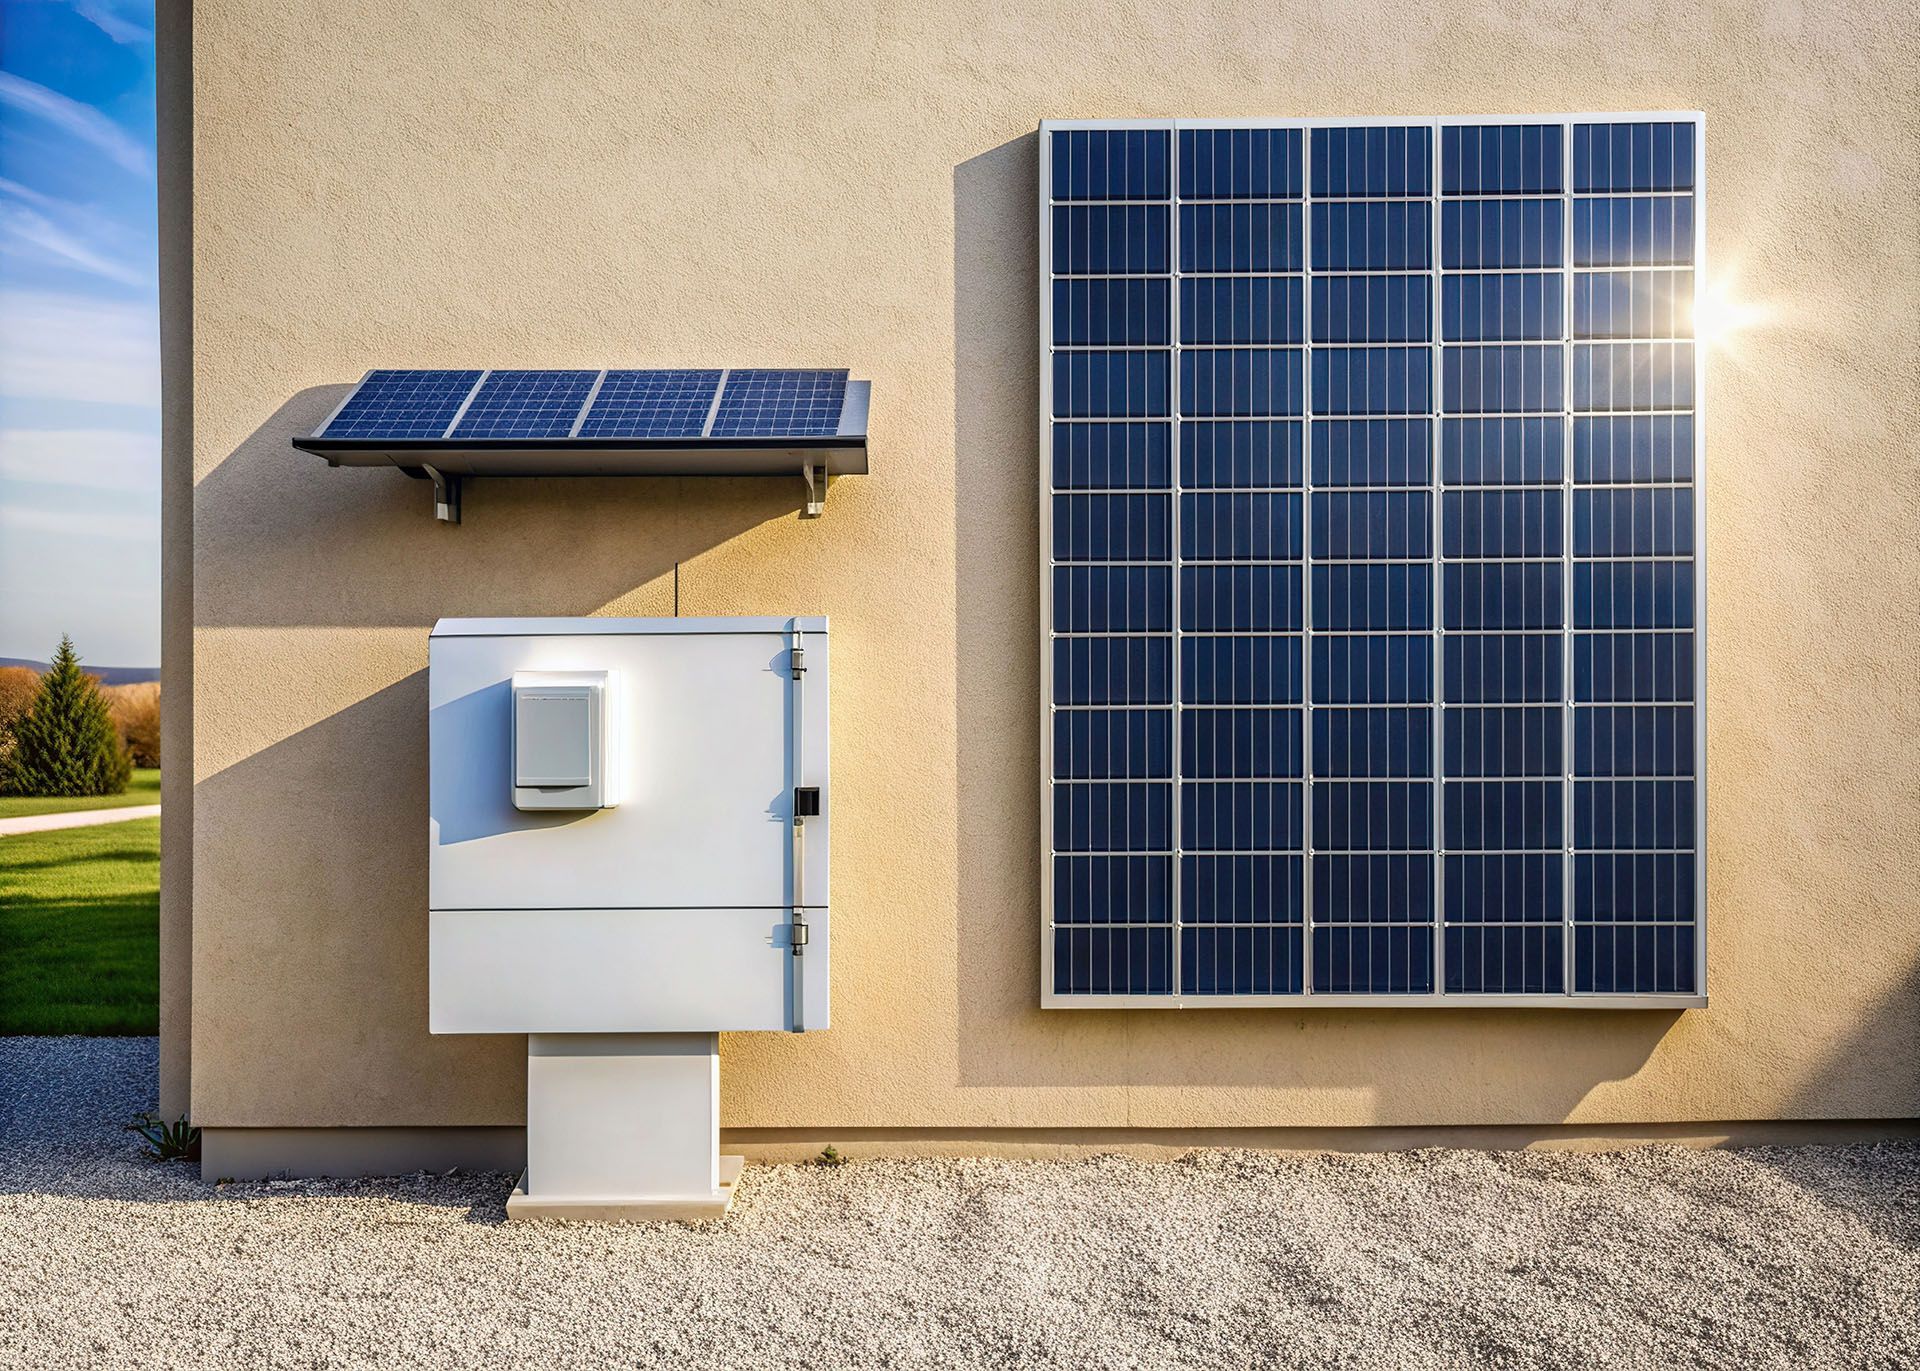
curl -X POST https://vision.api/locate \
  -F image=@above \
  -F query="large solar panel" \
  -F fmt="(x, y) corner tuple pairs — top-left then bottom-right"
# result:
(1041, 115), (1703, 1006)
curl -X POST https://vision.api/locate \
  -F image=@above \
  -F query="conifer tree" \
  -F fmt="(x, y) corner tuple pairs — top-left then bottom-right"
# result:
(0, 637), (132, 797)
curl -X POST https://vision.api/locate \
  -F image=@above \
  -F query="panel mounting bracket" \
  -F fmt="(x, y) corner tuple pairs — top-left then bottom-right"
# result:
(421, 464), (462, 524)
(801, 460), (828, 518)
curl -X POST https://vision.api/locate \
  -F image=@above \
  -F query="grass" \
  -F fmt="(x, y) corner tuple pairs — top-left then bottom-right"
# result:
(0, 768), (160, 820)
(0, 816), (159, 1034)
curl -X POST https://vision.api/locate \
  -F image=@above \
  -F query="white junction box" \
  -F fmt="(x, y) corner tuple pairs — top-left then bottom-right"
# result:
(511, 670), (615, 810)
(428, 616), (830, 1220)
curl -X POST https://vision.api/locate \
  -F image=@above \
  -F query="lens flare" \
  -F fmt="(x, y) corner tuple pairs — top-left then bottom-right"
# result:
(1692, 273), (1770, 351)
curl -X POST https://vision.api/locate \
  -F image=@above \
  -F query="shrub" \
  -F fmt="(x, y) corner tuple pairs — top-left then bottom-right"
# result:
(0, 665), (38, 760)
(104, 681), (162, 768)
(0, 637), (132, 797)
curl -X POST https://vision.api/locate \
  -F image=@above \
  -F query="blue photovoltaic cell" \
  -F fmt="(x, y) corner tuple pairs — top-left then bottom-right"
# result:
(1054, 709), (1173, 779)
(1055, 279), (1172, 346)
(1573, 121), (1695, 193)
(451, 370), (598, 439)
(1051, 127), (1171, 201)
(322, 370), (481, 438)
(1572, 197), (1693, 266)
(1442, 274), (1563, 342)
(1311, 636), (1433, 705)
(709, 369), (848, 438)
(1053, 205), (1170, 273)
(1313, 419), (1431, 487)
(1310, 125), (1432, 197)
(1054, 422), (1173, 489)
(1179, 127), (1303, 200)
(1441, 200), (1564, 269)
(1182, 421), (1303, 487)
(1045, 118), (1699, 1000)
(1055, 352), (1172, 418)
(1053, 855), (1173, 924)
(1442, 418), (1563, 486)
(1179, 203), (1303, 272)
(1574, 271), (1693, 339)
(1182, 565), (1303, 632)
(1311, 202), (1431, 271)
(576, 369), (723, 439)
(1441, 124), (1562, 195)
(1182, 278), (1305, 345)
(1312, 275), (1432, 344)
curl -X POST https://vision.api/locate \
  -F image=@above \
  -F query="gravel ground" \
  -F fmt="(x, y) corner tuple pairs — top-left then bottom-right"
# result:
(1, 1037), (1915, 1370)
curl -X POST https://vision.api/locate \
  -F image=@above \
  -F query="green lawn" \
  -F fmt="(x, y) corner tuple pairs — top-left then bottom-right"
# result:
(0, 816), (159, 1034)
(0, 767), (161, 820)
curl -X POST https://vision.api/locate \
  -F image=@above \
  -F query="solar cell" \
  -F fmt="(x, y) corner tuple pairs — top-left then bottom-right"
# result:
(710, 369), (850, 438)
(1043, 116), (1702, 1004)
(577, 369), (722, 438)
(451, 369), (598, 439)
(322, 369), (482, 438)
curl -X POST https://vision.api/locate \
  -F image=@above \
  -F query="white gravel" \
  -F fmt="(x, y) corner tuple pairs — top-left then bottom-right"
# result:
(1, 1037), (1915, 1369)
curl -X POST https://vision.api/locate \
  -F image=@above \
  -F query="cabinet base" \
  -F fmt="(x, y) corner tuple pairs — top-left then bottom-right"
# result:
(506, 1155), (744, 1222)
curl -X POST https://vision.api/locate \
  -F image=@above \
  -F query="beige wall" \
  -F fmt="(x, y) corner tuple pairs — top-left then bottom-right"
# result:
(169, 0), (1920, 1139)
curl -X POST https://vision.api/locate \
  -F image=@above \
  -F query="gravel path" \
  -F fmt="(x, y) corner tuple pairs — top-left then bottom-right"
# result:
(2, 1037), (1915, 1370)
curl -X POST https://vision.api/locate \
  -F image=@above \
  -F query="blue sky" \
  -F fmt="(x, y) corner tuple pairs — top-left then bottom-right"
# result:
(0, 0), (158, 667)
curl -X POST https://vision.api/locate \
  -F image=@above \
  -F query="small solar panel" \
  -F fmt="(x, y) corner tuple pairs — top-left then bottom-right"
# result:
(578, 369), (724, 439)
(1042, 115), (1702, 1006)
(710, 370), (849, 438)
(451, 370), (599, 439)
(322, 369), (482, 439)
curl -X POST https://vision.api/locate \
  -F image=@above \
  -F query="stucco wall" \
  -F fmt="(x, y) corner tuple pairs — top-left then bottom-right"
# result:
(170, 0), (1920, 1135)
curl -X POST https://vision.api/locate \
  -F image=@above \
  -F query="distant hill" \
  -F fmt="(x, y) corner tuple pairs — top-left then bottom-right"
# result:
(0, 657), (160, 686)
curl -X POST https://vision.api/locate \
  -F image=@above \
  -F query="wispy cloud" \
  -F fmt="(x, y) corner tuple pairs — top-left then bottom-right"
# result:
(0, 427), (157, 492)
(0, 71), (151, 179)
(0, 290), (158, 409)
(0, 200), (149, 287)
(0, 502), (157, 542)
(71, 1), (154, 46)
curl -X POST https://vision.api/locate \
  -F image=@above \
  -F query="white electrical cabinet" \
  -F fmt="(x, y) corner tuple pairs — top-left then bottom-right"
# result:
(427, 616), (830, 1219)
(429, 617), (829, 1035)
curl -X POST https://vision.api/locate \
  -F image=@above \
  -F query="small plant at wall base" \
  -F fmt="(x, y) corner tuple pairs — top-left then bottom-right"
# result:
(0, 637), (131, 797)
(125, 1113), (200, 1163)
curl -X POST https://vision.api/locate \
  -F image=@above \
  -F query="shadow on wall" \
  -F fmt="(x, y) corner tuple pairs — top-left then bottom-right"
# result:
(949, 133), (1684, 1120)
(187, 394), (801, 1125)
(1788, 951), (1920, 1122)
(195, 387), (801, 629)
(189, 672), (532, 1123)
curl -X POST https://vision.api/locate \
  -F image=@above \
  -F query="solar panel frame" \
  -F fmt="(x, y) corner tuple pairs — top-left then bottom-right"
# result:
(1040, 113), (1705, 1009)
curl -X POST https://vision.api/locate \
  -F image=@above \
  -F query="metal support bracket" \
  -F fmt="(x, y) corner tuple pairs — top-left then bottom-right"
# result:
(422, 464), (462, 524)
(800, 461), (827, 519)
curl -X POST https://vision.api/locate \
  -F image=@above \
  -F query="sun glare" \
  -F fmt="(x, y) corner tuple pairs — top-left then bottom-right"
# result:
(1692, 272), (1771, 351)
